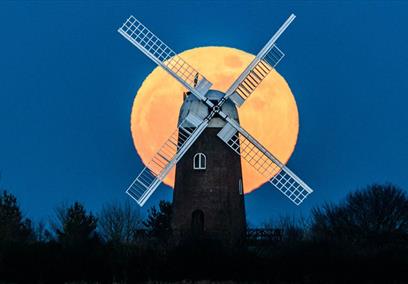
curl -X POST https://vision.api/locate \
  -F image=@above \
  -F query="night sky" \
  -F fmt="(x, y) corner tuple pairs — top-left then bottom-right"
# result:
(1, 1), (407, 226)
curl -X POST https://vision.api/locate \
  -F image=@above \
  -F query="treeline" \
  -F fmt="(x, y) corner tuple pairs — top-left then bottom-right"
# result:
(0, 184), (407, 283)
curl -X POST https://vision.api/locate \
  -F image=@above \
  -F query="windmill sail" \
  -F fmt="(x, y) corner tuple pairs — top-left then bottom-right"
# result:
(217, 120), (313, 205)
(126, 113), (209, 206)
(118, 13), (314, 207)
(118, 16), (212, 101)
(224, 14), (295, 107)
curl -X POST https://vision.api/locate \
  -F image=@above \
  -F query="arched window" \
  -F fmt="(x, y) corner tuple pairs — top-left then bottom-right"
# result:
(193, 153), (206, 170)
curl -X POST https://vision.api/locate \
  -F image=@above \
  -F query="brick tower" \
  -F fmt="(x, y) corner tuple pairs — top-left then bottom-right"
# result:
(171, 90), (246, 246)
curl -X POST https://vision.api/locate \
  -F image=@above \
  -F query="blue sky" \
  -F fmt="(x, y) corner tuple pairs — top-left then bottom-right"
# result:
(0, 1), (407, 225)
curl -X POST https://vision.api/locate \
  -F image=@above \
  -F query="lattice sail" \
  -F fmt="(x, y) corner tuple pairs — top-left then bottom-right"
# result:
(225, 14), (295, 107)
(227, 45), (284, 106)
(118, 15), (212, 101)
(217, 122), (313, 205)
(127, 114), (209, 206)
(230, 60), (272, 105)
(263, 44), (285, 67)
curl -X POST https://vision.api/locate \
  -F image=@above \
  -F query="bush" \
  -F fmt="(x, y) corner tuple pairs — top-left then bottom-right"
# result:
(311, 183), (408, 246)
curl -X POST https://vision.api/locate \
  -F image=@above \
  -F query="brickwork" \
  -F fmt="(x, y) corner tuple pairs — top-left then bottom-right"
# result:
(172, 127), (246, 245)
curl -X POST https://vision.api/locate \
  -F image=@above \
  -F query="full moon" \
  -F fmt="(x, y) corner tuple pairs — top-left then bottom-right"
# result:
(131, 46), (299, 194)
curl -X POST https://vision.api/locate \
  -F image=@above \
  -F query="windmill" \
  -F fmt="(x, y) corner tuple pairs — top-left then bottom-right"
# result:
(118, 14), (314, 244)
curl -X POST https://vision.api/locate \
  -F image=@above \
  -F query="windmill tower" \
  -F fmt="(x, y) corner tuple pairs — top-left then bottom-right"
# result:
(117, 14), (314, 244)
(172, 90), (246, 245)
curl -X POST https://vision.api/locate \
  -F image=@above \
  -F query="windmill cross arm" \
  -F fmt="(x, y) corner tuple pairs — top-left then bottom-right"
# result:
(220, 14), (295, 107)
(217, 118), (313, 205)
(126, 114), (210, 206)
(118, 15), (213, 103)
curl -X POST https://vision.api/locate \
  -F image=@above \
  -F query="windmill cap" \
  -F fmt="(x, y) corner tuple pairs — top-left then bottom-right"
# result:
(178, 90), (239, 128)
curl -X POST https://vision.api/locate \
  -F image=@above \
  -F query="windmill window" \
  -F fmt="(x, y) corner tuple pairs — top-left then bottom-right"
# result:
(238, 178), (243, 195)
(193, 153), (206, 170)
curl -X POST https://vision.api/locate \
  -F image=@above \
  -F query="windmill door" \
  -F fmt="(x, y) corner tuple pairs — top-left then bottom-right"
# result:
(191, 209), (204, 237)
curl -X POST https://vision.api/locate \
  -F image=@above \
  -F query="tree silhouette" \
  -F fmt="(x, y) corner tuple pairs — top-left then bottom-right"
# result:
(53, 202), (99, 247)
(0, 190), (33, 242)
(0, 185), (406, 283)
(263, 215), (308, 242)
(143, 200), (172, 242)
(99, 200), (142, 243)
(311, 184), (408, 245)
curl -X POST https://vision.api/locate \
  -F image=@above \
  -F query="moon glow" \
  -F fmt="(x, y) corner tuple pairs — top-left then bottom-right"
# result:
(131, 46), (299, 194)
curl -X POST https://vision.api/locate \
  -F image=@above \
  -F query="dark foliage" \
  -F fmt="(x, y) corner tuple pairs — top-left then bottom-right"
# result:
(143, 200), (172, 242)
(0, 190), (33, 242)
(53, 201), (99, 247)
(311, 183), (408, 245)
(99, 200), (142, 243)
(0, 184), (407, 283)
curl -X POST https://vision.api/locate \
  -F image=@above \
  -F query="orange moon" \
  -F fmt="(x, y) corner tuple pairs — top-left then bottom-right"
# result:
(131, 46), (299, 194)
